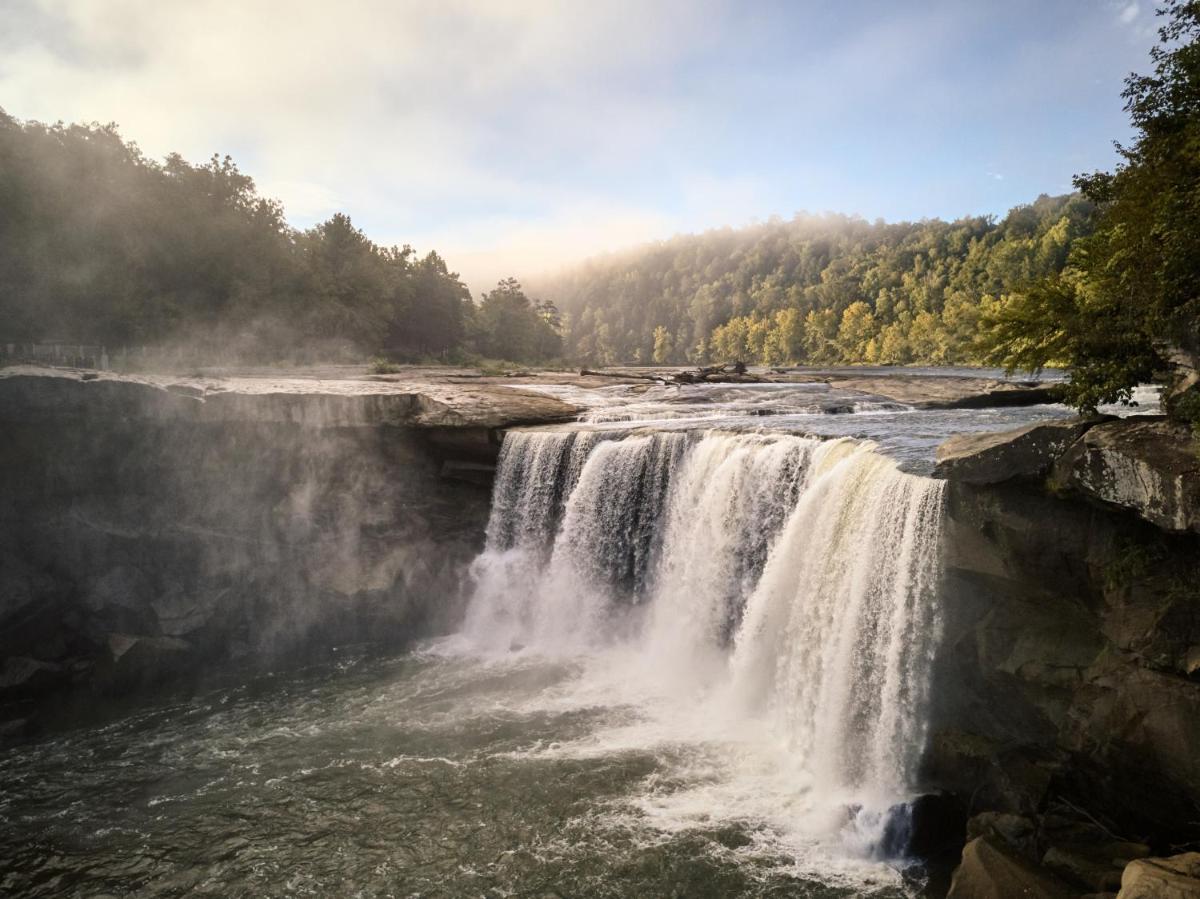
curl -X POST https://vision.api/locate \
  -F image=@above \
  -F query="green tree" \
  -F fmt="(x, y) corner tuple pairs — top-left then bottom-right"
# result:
(472, 278), (562, 362)
(978, 0), (1200, 417)
(0, 110), (478, 363)
(652, 325), (674, 363)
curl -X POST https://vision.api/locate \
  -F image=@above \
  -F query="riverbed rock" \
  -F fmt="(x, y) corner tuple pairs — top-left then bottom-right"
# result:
(946, 836), (1075, 899)
(1117, 852), (1200, 898)
(935, 419), (1095, 484)
(1054, 418), (1200, 533)
(831, 375), (1061, 409)
(0, 366), (581, 430)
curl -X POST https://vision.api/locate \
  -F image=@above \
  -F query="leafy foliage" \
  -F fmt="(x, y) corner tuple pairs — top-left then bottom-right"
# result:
(536, 195), (1094, 367)
(471, 278), (563, 362)
(0, 113), (561, 364)
(977, 0), (1200, 416)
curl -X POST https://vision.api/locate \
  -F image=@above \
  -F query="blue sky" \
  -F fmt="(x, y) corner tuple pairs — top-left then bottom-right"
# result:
(0, 0), (1160, 291)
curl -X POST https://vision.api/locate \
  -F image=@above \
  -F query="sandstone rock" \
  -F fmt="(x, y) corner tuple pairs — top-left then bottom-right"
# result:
(934, 419), (1094, 485)
(0, 369), (499, 723)
(966, 812), (1037, 858)
(834, 375), (1060, 409)
(1055, 418), (1200, 533)
(0, 656), (64, 696)
(150, 590), (212, 637)
(873, 793), (967, 860)
(1117, 852), (1200, 898)
(104, 634), (193, 689)
(1043, 845), (1124, 893)
(0, 367), (581, 431)
(947, 836), (1075, 899)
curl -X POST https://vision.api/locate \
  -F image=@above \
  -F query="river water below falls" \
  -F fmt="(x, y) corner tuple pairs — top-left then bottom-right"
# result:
(0, 377), (1155, 897)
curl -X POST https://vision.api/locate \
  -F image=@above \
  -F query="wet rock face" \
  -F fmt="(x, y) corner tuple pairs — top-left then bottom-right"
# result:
(930, 478), (1200, 845)
(0, 370), (566, 732)
(1055, 418), (1200, 534)
(946, 837), (1074, 899)
(936, 414), (1200, 534)
(934, 420), (1095, 485)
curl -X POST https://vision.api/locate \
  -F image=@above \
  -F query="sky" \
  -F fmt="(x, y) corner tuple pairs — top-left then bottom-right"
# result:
(0, 0), (1162, 293)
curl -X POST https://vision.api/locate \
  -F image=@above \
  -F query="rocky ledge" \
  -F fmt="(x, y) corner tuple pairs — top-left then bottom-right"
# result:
(0, 366), (579, 740)
(936, 415), (1200, 533)
(0, 365), (580, 430)
(930, 415), (1200, 898)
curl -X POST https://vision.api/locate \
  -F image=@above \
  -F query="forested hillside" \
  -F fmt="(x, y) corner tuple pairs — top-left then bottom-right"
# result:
(536, 194), (1094, 366)
(0, 111), (560, 363)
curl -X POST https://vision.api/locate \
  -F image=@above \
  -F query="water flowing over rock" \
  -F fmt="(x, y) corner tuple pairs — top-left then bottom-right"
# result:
(461, 427), (947, 855)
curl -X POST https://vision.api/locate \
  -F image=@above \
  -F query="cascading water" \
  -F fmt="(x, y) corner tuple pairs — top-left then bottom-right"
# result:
(459, 426), (946, 869)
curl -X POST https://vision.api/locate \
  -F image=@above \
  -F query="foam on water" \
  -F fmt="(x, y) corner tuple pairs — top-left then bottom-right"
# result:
(455, 427), (946, 881)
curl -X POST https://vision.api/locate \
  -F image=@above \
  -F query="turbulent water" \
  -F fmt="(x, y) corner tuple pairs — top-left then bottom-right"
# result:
(7, 376), (1090, 898)
(457, 430), (945, 873)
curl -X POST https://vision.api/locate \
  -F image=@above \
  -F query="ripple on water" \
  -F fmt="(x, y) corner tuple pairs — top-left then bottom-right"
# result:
(0, 652), (922, 898)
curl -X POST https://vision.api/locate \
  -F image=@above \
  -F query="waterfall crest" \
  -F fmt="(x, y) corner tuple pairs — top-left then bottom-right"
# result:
(459, 426), (946, 857)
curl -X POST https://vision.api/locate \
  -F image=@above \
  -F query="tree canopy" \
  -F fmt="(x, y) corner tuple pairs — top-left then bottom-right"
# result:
(534, 195), (1094, 368)
(0, 113), (560, 364)
(976, 0), (1200, 419)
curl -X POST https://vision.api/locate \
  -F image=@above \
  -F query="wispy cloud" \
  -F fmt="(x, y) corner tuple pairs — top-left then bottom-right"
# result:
(0, 0), (1161, 290)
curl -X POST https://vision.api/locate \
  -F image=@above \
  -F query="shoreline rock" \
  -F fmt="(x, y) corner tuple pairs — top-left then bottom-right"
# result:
(932, 416), (1200, 897)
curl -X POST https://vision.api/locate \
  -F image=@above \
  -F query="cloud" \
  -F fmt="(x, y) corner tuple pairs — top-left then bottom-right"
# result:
(1119, 2), (1139, 25)
(0, 0), (741, 289)
(0, 0), (1163, 291)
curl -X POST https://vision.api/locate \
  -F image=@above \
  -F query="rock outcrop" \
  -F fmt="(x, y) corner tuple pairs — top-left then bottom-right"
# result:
(1055, 418), (1200, 534)
(0, 368), (579, 737)
(932, 414), (1200, 897)
(1118, 852), (1200, 898)
(935, 420), (1096, 485)
(946, 837), (1074, 899)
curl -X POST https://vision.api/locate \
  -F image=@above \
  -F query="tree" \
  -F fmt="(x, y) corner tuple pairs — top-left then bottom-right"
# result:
(978, 0), (1200, 418)
(472, 278), (562, 362)
(837, 301), (877, 359)
(531, 196), (1093, 368)
(386, 250), (471, 357)
(652, 325), (674, 363)
(0, 109), (480, 363)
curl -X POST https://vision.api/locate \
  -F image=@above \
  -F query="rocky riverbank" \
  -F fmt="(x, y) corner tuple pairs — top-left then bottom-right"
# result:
(0, 367), (577, 738)
(930, 415), (1200, 897)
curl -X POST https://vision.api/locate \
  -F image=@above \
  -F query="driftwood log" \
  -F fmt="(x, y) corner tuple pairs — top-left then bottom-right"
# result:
(578, 369), (665, 382)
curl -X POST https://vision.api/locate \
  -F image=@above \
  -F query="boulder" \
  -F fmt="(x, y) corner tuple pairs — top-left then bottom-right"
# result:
(934, 419), (1094, 485)
(900, 792), (969, 859)
(1055, 418), (1200, 533)
(0, 656), (65, 697)
(947, 836), (1075, 899)
(966, 812), (1037, 859)
(1043, 846), (1125, 893)
(1117, 852), (1200, 898)
(104, 634), (194, 689)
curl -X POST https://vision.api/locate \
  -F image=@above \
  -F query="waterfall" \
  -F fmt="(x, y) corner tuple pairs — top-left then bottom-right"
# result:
(459, 426), (945, 858)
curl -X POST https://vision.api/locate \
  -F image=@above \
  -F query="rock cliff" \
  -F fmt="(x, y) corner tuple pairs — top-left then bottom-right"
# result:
(931, 415), (1200, 896)
(0, 368), (577, 736)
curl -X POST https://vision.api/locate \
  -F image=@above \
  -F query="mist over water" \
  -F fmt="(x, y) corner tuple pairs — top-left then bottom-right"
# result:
(454, 427), (946, 883)
(1, 386), (974, 897)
